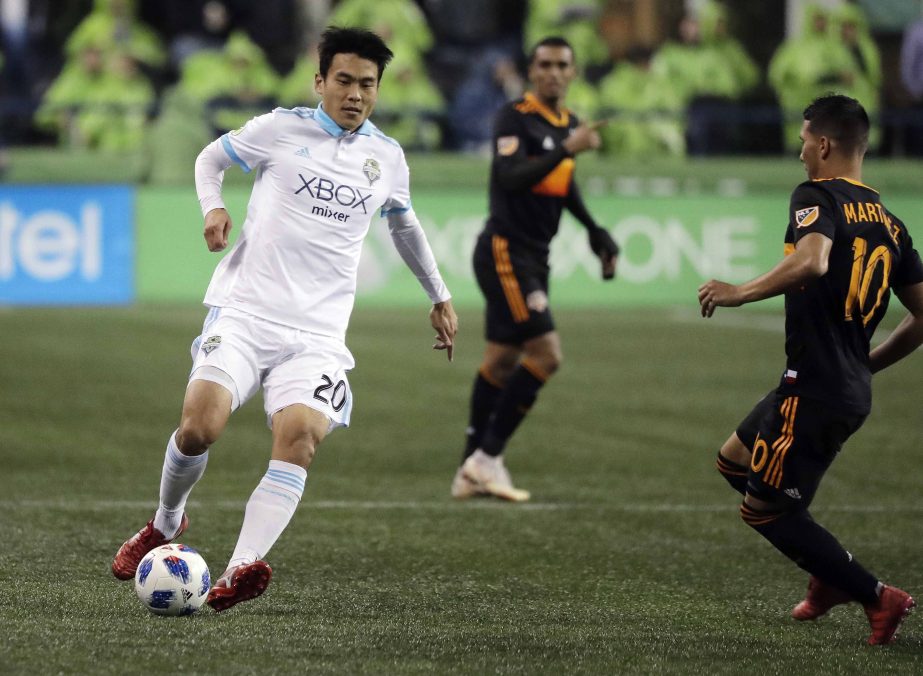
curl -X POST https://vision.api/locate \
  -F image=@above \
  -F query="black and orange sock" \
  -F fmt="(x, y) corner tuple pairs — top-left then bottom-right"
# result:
(480, 359), (548, 457)
(743, 506), (879, 605)
(461, 368), (503, 462)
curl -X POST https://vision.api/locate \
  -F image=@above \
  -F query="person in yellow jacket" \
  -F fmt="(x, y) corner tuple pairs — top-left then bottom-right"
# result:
(833, 3), (882, 149)
(66, 0), (165, 70)
(769, 4), (856, 152)
(277, 42), (321, 108)
(598, 47), (684, 157)
(653, 2), (758, 154)
(373, 45), (445, 150)
(179, 31), (279, 134)
(36, 40), (154, 150)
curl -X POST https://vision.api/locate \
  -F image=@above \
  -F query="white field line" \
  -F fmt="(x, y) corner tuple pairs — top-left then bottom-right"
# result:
(669, 307), (894, 345)
(1, 499), (920, 513)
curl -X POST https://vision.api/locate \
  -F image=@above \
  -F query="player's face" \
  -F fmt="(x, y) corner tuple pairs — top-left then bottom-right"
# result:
(315, 53), (380, 131)
(528, 46), (575, 105)
(799, 120), (821, 179)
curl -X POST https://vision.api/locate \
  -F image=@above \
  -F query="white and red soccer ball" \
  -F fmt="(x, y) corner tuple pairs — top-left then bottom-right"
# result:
(134, 544), (211, 616)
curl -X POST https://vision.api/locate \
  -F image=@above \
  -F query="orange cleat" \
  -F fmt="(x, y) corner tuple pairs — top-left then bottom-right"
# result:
(791, 575), (852, 621)
(112, 514), (189, 580)
(864, 585), (915, 646)
(206, 560), (273, 612)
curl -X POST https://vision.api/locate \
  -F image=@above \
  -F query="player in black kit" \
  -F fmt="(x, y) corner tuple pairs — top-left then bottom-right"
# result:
(699, 94), (923, 645)
(451, 36), (620, 502)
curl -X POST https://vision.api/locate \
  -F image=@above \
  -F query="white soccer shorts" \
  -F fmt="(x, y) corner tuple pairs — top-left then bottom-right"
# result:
(188, 306), (354, 432)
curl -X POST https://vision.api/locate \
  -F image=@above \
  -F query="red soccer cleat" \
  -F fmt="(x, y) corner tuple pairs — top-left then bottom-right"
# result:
(864, 585), (915, 646)
(112, 514), (189, 580)
(206, 561), (273, 612)
(791, 575), (852, 621)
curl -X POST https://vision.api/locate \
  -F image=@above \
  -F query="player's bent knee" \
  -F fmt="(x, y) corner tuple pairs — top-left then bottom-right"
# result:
(540, 352), (562, 375)
(523, 333), (562, 376)
(716, 452), (748, 495)
(719, 433), (751, 467)
(175, 420), (224, 455)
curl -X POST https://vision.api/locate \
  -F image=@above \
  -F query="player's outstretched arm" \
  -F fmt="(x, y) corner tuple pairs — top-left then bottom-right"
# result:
(698, 232), (831, 317)
(203, 208), (232, 252)
(562, 120), (606, 156)
(870, 281), (923, 373)
(430, 300), (458, 362)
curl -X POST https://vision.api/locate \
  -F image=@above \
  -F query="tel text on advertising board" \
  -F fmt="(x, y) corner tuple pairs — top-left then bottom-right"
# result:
(0, 185), (134, 305)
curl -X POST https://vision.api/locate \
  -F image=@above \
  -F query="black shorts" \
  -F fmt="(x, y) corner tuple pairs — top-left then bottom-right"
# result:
(735, 390), (866, 508)
(473, 232), (555, 345)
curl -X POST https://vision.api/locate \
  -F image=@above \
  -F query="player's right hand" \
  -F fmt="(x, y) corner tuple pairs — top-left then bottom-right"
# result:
(697, 279), (743, 317)
(563, 120), (606, 155)
(204, 208), (232, 252)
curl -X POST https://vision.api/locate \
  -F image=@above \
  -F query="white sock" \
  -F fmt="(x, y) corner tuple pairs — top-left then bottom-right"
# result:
(153, 431), (208, 538)
(228, 459), (306, 569)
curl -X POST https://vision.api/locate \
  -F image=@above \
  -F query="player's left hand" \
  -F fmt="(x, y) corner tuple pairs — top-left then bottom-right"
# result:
(430, 299), (458, 361)
(588, 227), (619, 281)
(697, 279), (743, 317)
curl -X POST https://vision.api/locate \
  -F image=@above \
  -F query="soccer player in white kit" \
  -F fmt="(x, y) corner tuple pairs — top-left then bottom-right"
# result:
(112, 27), (458, 612)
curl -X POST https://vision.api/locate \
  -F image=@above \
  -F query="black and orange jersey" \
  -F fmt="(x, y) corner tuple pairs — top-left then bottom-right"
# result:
(484, 92), (597, 262)
(779, 177), (923, 413)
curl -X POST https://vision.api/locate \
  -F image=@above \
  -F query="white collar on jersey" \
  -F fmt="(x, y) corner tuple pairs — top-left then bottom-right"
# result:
(316, 103), (373, 138)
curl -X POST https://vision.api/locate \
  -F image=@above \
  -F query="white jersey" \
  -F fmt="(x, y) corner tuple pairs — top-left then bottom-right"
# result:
(194, 105), (450, 340)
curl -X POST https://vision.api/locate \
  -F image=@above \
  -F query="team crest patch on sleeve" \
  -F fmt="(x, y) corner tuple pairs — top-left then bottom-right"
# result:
(202, 335), (222, 355)
(362, 158), (381, 186)
(795, 206), (820, 228)
(497, 136), (519, 156)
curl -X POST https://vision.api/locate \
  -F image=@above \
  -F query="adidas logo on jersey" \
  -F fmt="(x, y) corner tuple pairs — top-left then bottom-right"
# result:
(295, 147), (311, 158)
(784, 487), (802, 500)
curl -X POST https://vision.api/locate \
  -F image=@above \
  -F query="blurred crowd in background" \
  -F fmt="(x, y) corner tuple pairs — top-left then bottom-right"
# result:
(1, 0), (922, 177)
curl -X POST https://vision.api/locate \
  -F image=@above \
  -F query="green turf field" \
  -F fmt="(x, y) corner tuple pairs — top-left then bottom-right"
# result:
(2, 305), (922, 674)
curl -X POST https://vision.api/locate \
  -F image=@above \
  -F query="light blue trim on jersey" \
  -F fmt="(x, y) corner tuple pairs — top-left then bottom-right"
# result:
(275, 106), (316, 119)
(221, 135), (251, 173)
(315, 103), (373, 137)
(189, 306), (222, 372)
(381, 202), (412, 217)
(368, 123), (401, 147)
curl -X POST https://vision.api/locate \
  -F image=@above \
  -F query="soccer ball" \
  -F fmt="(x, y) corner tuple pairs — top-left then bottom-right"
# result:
(134, 544), (211, 616)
